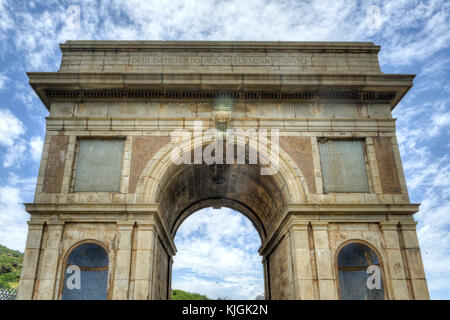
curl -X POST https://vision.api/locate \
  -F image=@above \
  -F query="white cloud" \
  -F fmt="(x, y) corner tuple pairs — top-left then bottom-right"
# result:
(29, 135), (43, 162)
(0, 108), (25, 146)
(0, 108), (28, 168)
(0, 173), (35, 251)
(3, 141), (27, 168)
(378, 0), (450, 67)
(0, 0), (14, 36)
(0, 0), (446, 75)
(394, 96), (450, 299)
(0, 186), (28, 251)
(0, 109), (45, 167)
(0, 73), (8, 90)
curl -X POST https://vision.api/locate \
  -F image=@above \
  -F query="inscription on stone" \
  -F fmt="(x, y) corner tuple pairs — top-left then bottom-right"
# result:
(129, 55), (311, 66)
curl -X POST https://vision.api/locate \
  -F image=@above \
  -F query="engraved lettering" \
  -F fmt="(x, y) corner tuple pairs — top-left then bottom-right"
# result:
(129, 55), (311, 66)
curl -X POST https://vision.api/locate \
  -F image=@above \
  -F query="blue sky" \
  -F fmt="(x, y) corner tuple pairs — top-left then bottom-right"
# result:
(0, 0), (448, 299)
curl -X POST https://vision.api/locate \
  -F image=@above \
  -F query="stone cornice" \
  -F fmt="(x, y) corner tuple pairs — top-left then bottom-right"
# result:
(259, 203), (420, 256)
(24, 203), (177, 254)
(24, 203), (419, 216)
(24, 203), (159, 214)
(286, 203), (420, 214)
(60, 40), (381, 53)
(27, 72), (414, 110)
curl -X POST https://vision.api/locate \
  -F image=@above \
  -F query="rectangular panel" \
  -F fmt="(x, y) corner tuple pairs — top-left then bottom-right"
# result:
(373, 137), (402, 193)
(74, 139), (124, 192)
(319, 140), (370, 193)
(43, 135), (69, 193)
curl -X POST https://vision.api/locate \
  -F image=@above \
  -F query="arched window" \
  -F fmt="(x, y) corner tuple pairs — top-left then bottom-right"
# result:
(62, 242), (109, 300)
(337, 242), (385, 300)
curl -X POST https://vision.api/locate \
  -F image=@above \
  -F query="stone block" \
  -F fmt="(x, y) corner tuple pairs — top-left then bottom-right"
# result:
(50, 102), (74, 117)
(411, 279), (429, 300)
(134, 280), (150, 300)
(297, 279), (315, 300)
(401, 230), (420, 249)
(295, 250), (313, 280)
(318, 280), (338, 300)
(17, 279), (35, 300)
(382, 229), (400, 249)
(315, 249), (334, 279)
(386, 249), (406, 279)
(134, 250), (152, 280)
(36, 279), (54, 300)
(405, 249), (426, 279)
(112, 279), (129, 300)
(391, 279), (410, 300)
(20, 249), (40, 279)
(114, 250), (132, 280)
(136, 229), (154, 250)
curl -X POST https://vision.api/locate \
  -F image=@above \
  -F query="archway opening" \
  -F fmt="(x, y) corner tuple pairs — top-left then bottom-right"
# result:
(142, 140), (307, 300)
(171, 207), (265, 300)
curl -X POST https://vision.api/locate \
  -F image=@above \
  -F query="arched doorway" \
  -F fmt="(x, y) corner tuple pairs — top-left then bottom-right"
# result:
(336, 241), (386, 300)
(171, 207), (264, 300)
(61, 242), (109, 300)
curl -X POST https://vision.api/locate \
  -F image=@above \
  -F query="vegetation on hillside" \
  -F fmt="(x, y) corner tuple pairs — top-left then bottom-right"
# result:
(171, 289), (210, 300)
(0, 244), (23, 290)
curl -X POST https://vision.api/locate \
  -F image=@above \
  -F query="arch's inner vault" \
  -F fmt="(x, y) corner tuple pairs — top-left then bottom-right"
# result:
(159, 163), (287, 239)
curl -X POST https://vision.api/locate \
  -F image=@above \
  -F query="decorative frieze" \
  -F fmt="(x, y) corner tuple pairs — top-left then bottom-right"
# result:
(45, 89), (396, 103)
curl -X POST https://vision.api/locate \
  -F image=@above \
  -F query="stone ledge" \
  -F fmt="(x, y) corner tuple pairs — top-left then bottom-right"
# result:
(27, 72), (414, 110)
(24, 203), (176, 255)
(259, 205), (419, 256)
(60, 40), (381, 53)
(24, 203), (159, 214)
(286, 203), (420, 214)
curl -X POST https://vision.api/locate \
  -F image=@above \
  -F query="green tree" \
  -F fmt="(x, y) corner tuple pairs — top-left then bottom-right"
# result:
(0, 244), (24, 290)
(171, 289), (210, 300)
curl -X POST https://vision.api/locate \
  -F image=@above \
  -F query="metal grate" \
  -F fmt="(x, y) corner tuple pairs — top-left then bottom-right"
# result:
(0, 288), (17, 300)
(74, 139), (125, 192)
(319, 140), (370, 193)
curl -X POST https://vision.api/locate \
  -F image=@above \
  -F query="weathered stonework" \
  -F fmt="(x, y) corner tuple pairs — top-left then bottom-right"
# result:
(129, 136), (170, 193)
(373, 137), (402, 194)
(18, 41), (428, 300)
(42, 135), (69, 193)
(280, 137), (316, 194)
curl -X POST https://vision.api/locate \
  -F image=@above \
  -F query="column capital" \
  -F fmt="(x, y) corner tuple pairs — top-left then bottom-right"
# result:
(398, 221), (418, 230)
(27, 221), (45, 229)
(379, 221), (399, 231)
(116, 221), (135, 230)
(310, 221), (329, 230)
(46, 221), (65, 229)
(290, 223), (309, 231)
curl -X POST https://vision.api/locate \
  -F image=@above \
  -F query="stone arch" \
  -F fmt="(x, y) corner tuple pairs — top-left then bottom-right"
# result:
(134, 133), (310, 239)
(335, 240), (387, 300)
(60, 240), (109, 300)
